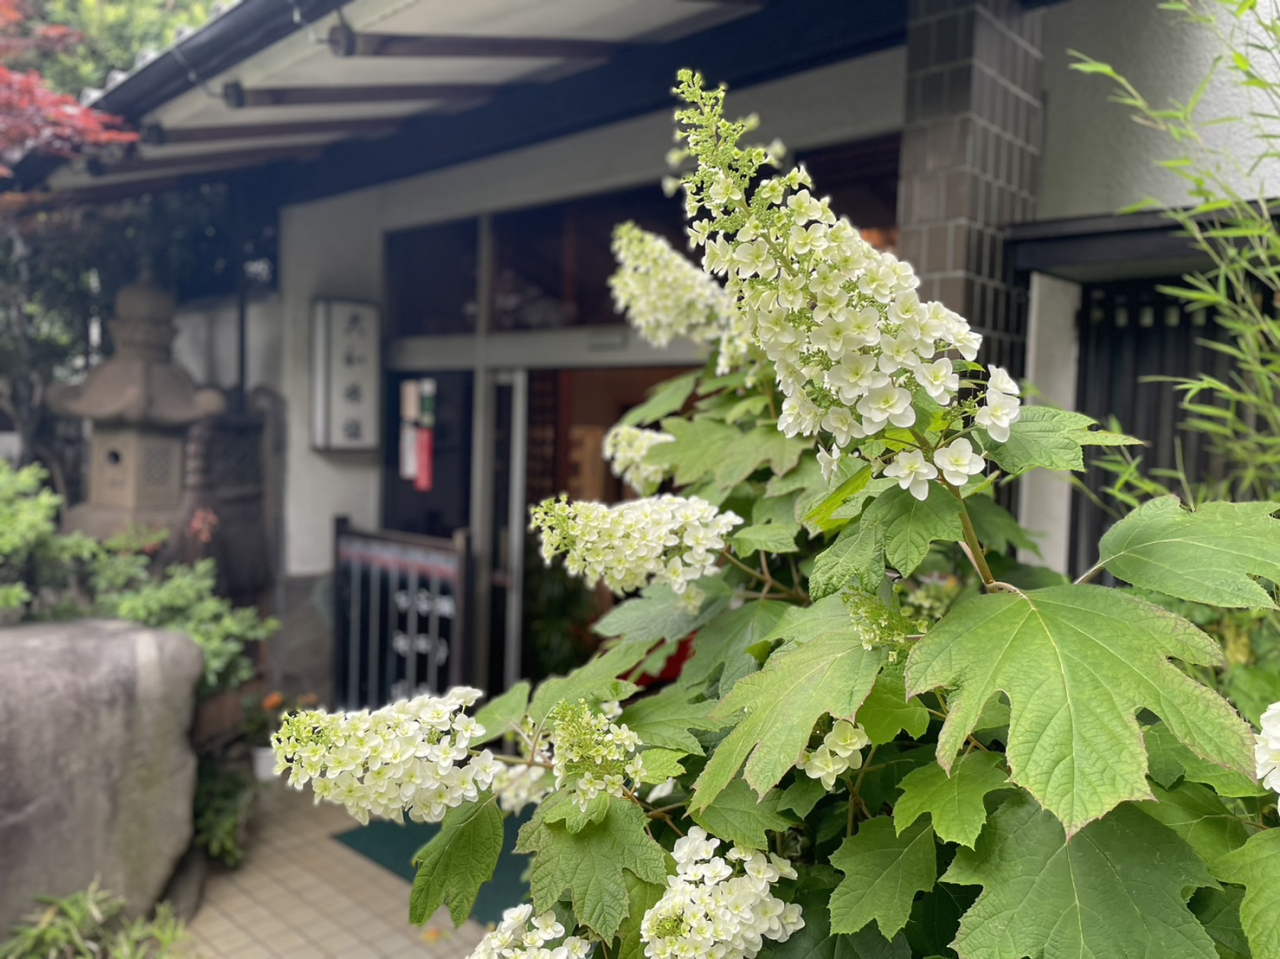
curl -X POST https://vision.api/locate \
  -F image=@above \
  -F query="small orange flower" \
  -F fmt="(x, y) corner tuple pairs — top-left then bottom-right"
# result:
(262, 692), (285, 711)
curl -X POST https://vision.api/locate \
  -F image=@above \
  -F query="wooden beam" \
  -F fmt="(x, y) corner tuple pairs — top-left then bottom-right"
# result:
(222, 81), (495, 108)
(88, 144), (322, 177)
(327, 25), (628, 60)
(142, 117), (398, 145)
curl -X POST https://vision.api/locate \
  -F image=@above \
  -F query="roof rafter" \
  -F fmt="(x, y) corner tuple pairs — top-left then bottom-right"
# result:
(222, 81), (496, 107)
(326, 26), (629, 60)
(141, 117), (398, 145)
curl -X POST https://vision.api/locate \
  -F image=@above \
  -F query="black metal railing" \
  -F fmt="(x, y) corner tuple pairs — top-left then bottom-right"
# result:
(333, 517), (469, 709)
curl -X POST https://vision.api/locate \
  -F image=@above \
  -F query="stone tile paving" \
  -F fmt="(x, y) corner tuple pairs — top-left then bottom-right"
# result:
(179, 783), (487, 958)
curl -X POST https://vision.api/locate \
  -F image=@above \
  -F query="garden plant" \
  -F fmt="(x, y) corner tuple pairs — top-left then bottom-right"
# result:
(272, 70), (1280, 959)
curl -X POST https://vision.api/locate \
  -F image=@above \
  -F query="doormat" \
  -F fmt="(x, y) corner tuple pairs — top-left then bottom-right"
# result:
(333, 809), (532, 928)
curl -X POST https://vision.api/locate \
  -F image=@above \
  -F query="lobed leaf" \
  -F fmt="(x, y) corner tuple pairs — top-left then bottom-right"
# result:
(1099, 496), (1280, 608)
(946, 793), (1218, 959)
(861, 486), (963, 577)
(905, 585), (1254, 833)
(893, 752), (1011, 849)
(688, 779), (793, 850)
(691, 596), (884, 810)
(517, 800), (670, 940)
(1215, 830), (1280, 959)
(409, 799), (505, 926)
(829, 818), (936, 940)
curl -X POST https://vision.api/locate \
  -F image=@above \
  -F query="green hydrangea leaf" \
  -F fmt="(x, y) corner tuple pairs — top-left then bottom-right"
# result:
(829, 818), (936, 940)
(594, 581), (731, 645)
(779, 776), (828, 818)
(803, 464), (872, 533)
(678, 600), (790, 695)
(893, 751), (1011, 848)
(1099, 497), (1280, 608)
(855, 663), (930, 747)
(620, 685), (720, 756)
(732, 523), (801, 555)
(620, 371), (699, 427)
(946, 794), (1217, 959)
(810, 522), (883, 600)
(1137, 782), (1250, 874)
(637, 748), (687, 784)
(1144, 722), (1269, 797)
(542, 790), (612, 834)
(905, 585), (1254, 833)
(647, 417), (743, 486)
(409, 798), (504, 926)
(713, 426), (811, 491)
(981, 407), (1138, 476)
(615, 872), (669, 959)
(516, 800), (670, 940)
(529, 643), (654, 723)
(861, 486), (963, 577)
(691, 596), (885, 810)
(474, 681), (530, 745)
(1215, 829), (1280, 959)
(1189, 886), (1251, 959)
(689, 778), (793, 850)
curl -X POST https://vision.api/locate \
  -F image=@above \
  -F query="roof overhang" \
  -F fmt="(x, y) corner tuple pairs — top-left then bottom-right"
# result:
(12, 0), (915, 204)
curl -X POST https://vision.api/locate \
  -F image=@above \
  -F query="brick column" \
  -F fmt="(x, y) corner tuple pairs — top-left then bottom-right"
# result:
(896, 0), (1044, 376)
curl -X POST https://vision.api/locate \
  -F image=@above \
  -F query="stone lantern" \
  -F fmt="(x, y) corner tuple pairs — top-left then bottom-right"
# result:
(47, 273), (225, 539)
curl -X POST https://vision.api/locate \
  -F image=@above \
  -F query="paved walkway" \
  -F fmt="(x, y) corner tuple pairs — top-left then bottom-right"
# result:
(180, 783), (488, 959)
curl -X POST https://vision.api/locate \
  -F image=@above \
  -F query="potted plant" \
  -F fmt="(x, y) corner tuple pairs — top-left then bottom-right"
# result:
(242, 690), (315, 781)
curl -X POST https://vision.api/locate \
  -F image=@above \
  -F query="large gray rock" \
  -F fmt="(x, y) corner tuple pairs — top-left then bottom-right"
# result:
(0, 619), (203, 933)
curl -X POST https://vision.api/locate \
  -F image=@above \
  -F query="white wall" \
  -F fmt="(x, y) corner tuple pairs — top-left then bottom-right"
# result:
(172, 293), (283, 394)
(277, 49), (906, 577)
(1020, 272), (1082, 575)
(1039, 0), (1280, 220)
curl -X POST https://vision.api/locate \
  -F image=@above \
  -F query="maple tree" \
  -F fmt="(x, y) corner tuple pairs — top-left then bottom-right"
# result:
(0, 0), (133, 177)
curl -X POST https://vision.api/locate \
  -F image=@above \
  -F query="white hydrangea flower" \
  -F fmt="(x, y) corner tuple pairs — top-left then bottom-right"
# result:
(641, 827), (804, 959)
(531, 494), (741, 595)
(885, 450), (938, 502)
(1255, 701), (1280, 795)
(470, 906), (594, 959)
(603, 425), (675, 496)
(796, 720), (870, 790)
(549, 700), (645, 811)
(933, 438), (986, 488)
(974, 389), (1022, 443)
(610, 222), (753, 375)
(987, 364), (1020, 396)
(272, 689), (497, 826)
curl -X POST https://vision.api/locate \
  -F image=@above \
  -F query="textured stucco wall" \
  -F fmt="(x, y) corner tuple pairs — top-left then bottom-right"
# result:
(1039, 0), (1280, 220)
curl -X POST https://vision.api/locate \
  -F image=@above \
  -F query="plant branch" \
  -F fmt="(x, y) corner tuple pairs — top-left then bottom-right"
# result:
(948, 484), (996, 588)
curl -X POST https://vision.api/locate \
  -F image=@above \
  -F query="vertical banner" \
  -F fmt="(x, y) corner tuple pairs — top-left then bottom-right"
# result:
(311, 300), (380, 451)
(413, 378), (437, 492)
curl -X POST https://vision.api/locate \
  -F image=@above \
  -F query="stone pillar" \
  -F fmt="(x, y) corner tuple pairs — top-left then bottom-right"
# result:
(897, 0), (1045, 376)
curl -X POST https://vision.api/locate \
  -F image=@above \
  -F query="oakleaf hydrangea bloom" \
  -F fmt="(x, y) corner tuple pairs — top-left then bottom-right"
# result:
(796, 720), (871, 790)
(272, 689), (498, 826)
(603, 425), (675, 495)
(549, 699), (645, 810)
(531, 494), (741, 595)
(641, 827), (804, 959)
(1255, 700), (1280, 795)
(470, 905), (593, 959)
(669, 71), (1023, 504)
(610, 221), (752, 375)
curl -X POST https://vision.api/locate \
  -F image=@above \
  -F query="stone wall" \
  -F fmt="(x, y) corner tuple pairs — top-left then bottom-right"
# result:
(0, 619), (203, 932)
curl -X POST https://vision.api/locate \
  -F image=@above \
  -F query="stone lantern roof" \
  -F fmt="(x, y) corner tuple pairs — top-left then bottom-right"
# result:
(47, 274), (225, 425)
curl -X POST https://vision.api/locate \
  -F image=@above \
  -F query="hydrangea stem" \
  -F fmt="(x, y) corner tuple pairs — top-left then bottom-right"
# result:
(948, 484), (996, 588)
